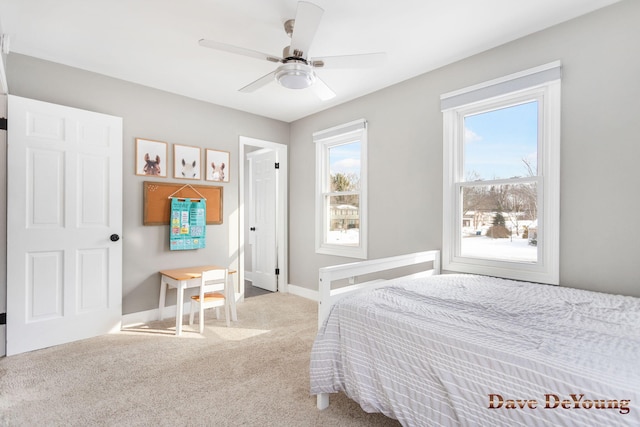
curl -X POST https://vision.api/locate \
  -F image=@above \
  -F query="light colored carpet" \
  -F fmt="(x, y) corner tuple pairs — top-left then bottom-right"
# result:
(0, 293), (400, 426)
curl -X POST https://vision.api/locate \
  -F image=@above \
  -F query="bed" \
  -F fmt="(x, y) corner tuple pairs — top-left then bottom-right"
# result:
(310, 250), (640, 426)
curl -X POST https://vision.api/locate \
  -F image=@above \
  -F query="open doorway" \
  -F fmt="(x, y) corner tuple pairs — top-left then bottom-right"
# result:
(239, 136), (288, 299)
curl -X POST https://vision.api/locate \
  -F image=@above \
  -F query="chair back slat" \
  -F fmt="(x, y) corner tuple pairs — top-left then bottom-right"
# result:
(189, 267), (234, 332)
(200, 269), (228, 296)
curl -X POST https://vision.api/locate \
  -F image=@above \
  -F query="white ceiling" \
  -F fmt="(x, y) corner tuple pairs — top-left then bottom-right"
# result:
(0, 0), (620, 122)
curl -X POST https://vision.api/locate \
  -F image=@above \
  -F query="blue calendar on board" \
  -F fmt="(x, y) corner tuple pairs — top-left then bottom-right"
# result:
(170, 198), (206, 250)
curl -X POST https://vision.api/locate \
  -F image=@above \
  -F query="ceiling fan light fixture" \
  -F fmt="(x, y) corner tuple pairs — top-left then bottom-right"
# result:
(275, 62), (315, 90)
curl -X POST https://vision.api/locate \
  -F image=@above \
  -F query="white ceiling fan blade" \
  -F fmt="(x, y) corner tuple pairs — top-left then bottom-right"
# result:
(199, 39), (282, 63)
(239, 71), (276, 93)
(310, 52), (387, 69)
(310, 75), (336, 101)
(289, 1), (324, 57)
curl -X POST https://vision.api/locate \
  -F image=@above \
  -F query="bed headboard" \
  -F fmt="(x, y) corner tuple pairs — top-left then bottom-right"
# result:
(317, 250), (441, 329)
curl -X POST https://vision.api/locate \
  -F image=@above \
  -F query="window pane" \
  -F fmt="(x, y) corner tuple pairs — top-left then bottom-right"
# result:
(461, 182), (537, 262)
(327, 195), (359, 246)
(329, 142), (361, 192)
(464, 101), (538, 181)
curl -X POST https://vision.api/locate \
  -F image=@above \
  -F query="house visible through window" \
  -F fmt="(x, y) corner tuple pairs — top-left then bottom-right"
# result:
(441, 62), (561, 284)
(314, 119), (368, 259)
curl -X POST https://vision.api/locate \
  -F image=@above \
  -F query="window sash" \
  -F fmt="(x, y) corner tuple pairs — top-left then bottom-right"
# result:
(456, 177), (541, 262)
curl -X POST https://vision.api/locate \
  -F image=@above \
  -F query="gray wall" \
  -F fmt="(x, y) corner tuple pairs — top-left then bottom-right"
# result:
(4, 54), (289, 314)
(289, 0), (640, 298)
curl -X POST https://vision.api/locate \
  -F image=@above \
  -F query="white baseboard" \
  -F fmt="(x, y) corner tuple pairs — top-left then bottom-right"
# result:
(122, 308), (162, 328)
(122, 292), (245, 328)
(121, 285), (317, 329)
(286, 284), (318, 301)
(121, 302), (192, 328)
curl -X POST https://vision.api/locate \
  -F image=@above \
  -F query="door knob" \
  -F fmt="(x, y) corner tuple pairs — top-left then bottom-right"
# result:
(110, 234), (120, 242)
(250, 227), (256, 231)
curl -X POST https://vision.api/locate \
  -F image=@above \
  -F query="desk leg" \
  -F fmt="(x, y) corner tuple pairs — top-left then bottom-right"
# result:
(158, 277), (167, 321)
(230, 297), (238, 322)
(228, 276), (238, 322)
(175, 281), (185, 336)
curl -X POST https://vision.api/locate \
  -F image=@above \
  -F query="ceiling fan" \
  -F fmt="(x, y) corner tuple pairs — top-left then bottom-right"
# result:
(199, 1), (386, 100)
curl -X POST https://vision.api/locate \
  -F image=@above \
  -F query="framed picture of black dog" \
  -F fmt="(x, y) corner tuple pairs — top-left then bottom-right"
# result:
(136, 138), (167, 177)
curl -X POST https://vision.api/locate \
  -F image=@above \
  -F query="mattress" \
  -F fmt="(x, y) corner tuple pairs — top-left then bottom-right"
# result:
(310, 274), (640, 426)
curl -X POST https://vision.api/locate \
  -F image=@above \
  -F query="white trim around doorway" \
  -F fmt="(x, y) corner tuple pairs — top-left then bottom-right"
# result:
(239, 136), (288, 298)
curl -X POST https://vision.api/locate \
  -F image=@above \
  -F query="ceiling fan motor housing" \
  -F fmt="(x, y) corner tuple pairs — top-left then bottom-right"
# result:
(282, 45), (306, 61)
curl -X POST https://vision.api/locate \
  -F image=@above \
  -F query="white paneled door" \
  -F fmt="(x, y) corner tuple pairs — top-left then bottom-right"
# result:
(248, 149), (278, 292)
(6, 95), (123, 356)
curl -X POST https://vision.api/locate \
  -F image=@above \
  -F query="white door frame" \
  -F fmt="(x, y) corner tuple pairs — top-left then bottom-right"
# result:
(0, 95), (7, 356)
(239, 136), (288, 297)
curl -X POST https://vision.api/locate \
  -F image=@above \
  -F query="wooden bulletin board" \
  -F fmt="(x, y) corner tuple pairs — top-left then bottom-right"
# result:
(143, 181), (223, 225)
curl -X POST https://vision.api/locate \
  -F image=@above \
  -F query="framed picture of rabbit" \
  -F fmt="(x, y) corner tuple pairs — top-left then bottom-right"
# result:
(136, 138), (167, 177)
(205, 149), (230, 183)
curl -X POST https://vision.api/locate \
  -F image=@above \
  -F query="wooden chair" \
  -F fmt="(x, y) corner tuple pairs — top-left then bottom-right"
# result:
(188, 268), (229, 333)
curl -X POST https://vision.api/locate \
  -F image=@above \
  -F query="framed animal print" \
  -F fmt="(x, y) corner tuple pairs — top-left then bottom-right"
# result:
(135, 138), (167, 177)
(205, 149), (230, 182)
(174, 144), (201, 180)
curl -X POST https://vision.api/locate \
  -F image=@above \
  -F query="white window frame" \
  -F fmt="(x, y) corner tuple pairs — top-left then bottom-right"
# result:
(314, 119), (368, 259)
(441, 62), (561, 284)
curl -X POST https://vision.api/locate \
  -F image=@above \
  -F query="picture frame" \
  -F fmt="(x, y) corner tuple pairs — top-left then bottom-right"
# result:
(173, 144), (202, 180)
(135, 138), (167, 177)
(205, 149), (230, 182)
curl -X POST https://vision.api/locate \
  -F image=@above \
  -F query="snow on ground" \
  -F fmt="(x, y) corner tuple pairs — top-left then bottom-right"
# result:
(327, 229), (360, 246)
(326, 229), (536, 262)
(462, 235), (536, 262)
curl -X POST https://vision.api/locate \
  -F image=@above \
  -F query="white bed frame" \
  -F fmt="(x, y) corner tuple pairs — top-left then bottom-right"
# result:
(316, 250), (441, 410)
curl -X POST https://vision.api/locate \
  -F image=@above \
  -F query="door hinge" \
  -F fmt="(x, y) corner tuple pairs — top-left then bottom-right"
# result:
(275, 268), (280, 275)
(0, 117), (7, 131)
(0, 313), (6, 325)
(274, 162), (279, 169)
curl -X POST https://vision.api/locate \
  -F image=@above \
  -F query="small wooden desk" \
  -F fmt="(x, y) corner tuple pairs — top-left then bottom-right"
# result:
(159, 265), (237, 336)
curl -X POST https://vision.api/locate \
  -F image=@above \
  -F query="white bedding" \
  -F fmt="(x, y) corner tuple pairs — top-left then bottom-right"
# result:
(310, 274), (640, 426)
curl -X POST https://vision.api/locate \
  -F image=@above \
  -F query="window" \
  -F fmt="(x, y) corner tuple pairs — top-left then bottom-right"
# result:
(441, 62), (561, 284)
(314, 119), (368, 259)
